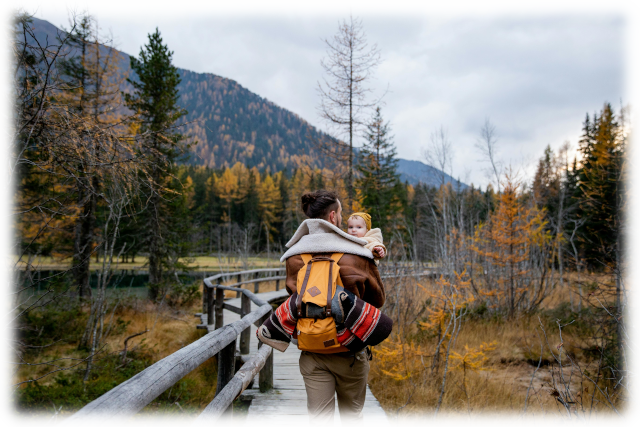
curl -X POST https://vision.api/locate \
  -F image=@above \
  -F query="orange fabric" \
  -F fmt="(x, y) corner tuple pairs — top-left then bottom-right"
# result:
(286, 253), (385, 308)
(295, 253), (347, 354)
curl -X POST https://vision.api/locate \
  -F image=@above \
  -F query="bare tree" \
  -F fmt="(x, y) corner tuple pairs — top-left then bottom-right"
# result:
(11, 11), (143, 385)
(475, 118), (502, 191)
(316, 15), (382, 211)
(423, 126), (454, 188)
(81, 183), (131, 379)
(58, 14), (127, 300)
(422, 126), (455, 267)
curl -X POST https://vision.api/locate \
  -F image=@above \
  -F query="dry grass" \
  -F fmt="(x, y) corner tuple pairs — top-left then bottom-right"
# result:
(15, 297), (204, 379)
(368, 273), (625, 417)
(15, 255), (282, 271)
(16, 271), (624, 418)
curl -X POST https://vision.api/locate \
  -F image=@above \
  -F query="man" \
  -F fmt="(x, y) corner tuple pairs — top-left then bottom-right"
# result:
(280, 189), (385, 420)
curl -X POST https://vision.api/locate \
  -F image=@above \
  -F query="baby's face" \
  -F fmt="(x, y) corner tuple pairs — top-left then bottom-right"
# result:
(347, 216), (367, 238)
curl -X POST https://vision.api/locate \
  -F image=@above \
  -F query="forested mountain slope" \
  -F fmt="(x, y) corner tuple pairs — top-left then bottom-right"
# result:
(27, 17), (465, 186)
(177, 68), (329, 170)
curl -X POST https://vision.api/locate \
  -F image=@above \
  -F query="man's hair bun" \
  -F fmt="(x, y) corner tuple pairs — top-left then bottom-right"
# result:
(301, 193), (317, 213)
(300, 190), (339, 219)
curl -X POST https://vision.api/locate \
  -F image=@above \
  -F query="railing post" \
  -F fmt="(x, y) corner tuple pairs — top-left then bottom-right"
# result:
(216, 337), (237, 414)
(202, 280), (207, 318)
(240, 293), (251, 354)
(275, 278), (280, 291)
(253, 271), (259, 294)
(258, 311), (273, 392)
(207, 285), (214, 327)
(215, 278), (224, 330)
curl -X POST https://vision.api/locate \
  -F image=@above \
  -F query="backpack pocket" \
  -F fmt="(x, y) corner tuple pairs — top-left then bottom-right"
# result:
(296, 317), (347, 354)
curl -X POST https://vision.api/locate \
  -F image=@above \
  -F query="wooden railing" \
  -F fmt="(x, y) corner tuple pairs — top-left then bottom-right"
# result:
(70, 268), (287, 420)
(70, 265), (436, 420)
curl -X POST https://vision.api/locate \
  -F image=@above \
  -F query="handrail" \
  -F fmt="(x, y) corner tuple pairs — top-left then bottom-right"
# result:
(71, 268), (283, 419)
(201, 268), (286, 329)
(203, 268), (286, 288)
(69, 303), (271, 418)
(198, 344), (273, 419)
(72, 264), (438, 419)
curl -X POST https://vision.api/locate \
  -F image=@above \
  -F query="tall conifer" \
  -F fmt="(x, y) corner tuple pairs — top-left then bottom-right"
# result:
(124, 28), (190, 300)
(573, 102), (626, 376)
(356, 107), (400, 234)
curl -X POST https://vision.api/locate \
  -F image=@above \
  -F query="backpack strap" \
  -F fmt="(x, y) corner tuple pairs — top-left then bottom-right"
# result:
(324, 253), (344, 317)
(297, 254), (313, 317)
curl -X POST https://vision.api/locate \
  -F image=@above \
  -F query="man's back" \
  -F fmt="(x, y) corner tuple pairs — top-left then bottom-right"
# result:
(285, 253), (385, 308)
(280, 192), (386, 421)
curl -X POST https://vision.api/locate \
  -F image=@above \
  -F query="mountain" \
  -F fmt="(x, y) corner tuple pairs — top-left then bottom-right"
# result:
(396, 158), (468, 189)
(176, 68), (329, 170)
(24, 17), (468, 187)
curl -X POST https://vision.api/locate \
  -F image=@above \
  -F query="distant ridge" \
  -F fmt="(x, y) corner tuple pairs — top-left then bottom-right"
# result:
(396, 158), (468, 189)
(25, 17), (468, 188)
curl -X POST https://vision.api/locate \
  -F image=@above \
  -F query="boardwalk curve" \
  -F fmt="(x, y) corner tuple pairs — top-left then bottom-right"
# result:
(217, 290), (387, 422)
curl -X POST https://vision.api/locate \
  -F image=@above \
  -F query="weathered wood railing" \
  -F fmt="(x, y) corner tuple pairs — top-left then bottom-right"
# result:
(70, 268), (286, 420)
(70, 265), (436, 420)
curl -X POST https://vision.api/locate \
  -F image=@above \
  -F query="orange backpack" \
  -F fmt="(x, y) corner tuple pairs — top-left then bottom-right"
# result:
(295, 253), (349, 354)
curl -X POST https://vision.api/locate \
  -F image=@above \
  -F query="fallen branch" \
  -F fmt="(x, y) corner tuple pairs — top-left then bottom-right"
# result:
(120, 330), (149, 363)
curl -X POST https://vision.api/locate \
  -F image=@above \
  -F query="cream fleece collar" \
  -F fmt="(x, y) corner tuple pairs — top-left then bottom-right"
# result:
(280, 219), (373, 262)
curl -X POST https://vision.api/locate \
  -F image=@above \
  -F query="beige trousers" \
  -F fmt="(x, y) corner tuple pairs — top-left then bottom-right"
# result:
(299, 350), (369, 422)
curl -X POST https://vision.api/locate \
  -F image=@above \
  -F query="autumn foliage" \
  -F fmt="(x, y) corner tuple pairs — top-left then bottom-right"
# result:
(470, 174), (552, 315)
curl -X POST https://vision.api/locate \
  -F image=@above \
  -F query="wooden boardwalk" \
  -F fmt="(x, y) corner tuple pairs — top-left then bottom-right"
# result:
(213, 290), (387, 422)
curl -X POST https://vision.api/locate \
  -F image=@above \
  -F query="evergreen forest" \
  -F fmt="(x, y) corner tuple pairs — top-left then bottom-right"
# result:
(11, 12), (629, 419)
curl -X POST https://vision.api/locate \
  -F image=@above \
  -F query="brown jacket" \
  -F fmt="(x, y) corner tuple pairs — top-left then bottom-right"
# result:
(285, 253), (385, 308)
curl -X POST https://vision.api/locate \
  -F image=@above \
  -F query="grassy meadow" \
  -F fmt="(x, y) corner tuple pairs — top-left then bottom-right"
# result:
(14, 267), (624, 419)
(14, 255), (283, 271)
(369, 272), (625, 418)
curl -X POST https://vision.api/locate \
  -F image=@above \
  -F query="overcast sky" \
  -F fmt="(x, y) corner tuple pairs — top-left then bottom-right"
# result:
(7, 1), (630, 188)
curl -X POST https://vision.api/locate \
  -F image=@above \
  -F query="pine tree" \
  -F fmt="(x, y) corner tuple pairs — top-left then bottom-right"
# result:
(124, 28), (190, 300)
(573, 103), (626, 376)
(356, 107), (401, 234)
(240, 167), (261, 228)
(574, 103), (624, 267)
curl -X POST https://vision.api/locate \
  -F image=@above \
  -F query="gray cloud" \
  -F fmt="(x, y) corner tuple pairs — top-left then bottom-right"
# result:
(19, 5), (625, 187)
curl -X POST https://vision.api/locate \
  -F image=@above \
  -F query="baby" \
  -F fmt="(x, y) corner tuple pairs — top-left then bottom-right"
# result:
(347, 212), (386, 264)
(256, 212), (391, 353)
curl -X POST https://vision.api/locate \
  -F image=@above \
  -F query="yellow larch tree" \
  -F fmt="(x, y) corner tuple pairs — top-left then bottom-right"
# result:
(470, 172), (551, 315)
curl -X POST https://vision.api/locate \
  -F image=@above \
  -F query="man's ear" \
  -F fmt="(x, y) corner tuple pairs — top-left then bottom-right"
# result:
(328, 210), (337, 226)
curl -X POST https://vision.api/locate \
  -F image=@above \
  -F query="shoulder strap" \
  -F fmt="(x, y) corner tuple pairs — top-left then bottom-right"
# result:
(324, 253), (343, 317)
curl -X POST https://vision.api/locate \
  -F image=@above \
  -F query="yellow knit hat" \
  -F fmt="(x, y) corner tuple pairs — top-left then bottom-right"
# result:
(349, 212), (371, 231)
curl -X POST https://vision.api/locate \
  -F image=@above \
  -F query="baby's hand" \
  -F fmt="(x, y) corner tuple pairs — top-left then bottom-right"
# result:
(373, 246), (386, 258)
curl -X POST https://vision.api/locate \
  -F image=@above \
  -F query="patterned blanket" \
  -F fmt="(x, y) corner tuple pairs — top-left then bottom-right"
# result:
(257, 288), (392, 353)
